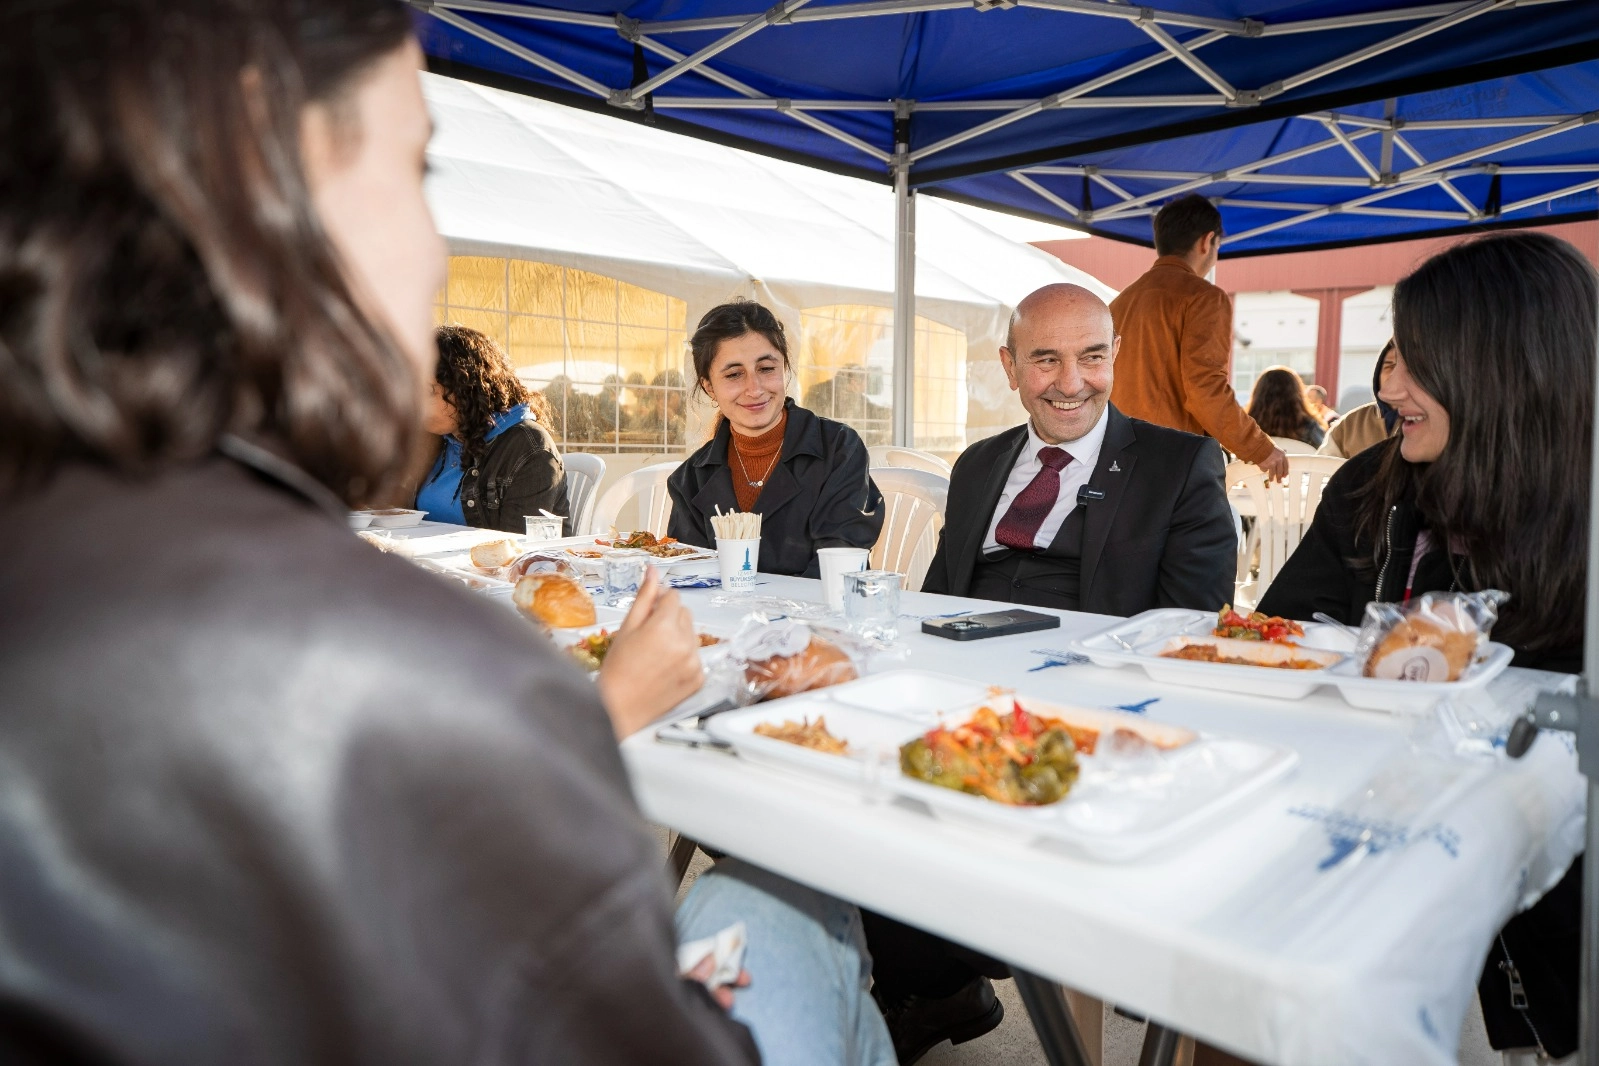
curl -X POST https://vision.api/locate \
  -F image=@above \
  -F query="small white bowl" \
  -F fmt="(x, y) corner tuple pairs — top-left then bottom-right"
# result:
(347, 511), (375, 529)
(366, 508), (426, 528)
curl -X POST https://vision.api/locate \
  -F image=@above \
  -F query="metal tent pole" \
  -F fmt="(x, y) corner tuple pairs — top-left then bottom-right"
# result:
(1528, 236), (1599, 1066)
(1585, 251), (1599, 1066)
(891, 106), (916, 449)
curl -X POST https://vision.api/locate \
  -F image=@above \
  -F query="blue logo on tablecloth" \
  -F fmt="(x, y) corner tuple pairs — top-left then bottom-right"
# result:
(1288, 805), (1460, 869)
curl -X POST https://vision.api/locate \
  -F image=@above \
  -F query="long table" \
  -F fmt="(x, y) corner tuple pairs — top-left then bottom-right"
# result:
(389, 523), (1585, 1065)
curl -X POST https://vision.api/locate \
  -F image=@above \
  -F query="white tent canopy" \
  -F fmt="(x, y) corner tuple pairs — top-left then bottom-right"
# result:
(421, 71), (1115, 446)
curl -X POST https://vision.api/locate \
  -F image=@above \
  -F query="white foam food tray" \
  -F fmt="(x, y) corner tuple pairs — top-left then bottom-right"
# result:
(1069, 608), (1514, 714)
(522, 534), (718, 573)
(557, 621), (731, 673)
(702, 678), (1298, 861)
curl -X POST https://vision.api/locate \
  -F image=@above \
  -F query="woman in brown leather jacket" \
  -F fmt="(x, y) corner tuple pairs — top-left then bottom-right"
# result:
(0, 4), (892, 1065)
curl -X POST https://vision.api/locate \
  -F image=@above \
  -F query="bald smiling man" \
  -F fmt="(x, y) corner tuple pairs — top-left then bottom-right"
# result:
(922, 283), (1236, 616)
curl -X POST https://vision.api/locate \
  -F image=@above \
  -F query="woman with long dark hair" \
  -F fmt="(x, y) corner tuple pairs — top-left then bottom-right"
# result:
(1260, 233), (1593, 666)
(1259, 230), (1595, 1061)
(415, 324), (570, 533)
(0, 4), (894, 1063)
(666, 300), (884, 577)
(1246, 365), (1325, 450)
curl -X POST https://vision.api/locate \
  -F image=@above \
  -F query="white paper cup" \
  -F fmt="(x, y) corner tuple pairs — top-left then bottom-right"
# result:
(817, 546), (870, 611)
(717, 538), (761, 593)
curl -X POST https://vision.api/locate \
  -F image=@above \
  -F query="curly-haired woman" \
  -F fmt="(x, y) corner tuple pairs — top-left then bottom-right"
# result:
(416, 324), (571, 533)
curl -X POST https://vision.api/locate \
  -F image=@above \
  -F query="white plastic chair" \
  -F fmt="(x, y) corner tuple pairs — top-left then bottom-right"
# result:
(1226, 455), (1344, 607)
(586, 460), (679, 537)
(1269, 433), (1321, 456)
(866, 445), (953, 477)
(561, 452), (606, 537)
(868, 467), (949, 592)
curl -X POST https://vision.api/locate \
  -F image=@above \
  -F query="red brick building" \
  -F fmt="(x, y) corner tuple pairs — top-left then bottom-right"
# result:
(1036, 220), (1599, 403)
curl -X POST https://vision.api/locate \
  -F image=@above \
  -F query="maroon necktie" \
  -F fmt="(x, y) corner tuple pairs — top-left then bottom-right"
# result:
(994, 446), (1072, 550)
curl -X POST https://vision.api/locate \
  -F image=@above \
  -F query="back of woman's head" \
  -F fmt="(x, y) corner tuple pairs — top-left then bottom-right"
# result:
(1382, 230), (1598, 650)
(0, 0), (415, 502)
(1247, 366), (1318, 438)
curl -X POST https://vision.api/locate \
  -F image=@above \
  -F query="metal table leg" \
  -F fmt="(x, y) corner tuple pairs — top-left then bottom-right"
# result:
(1013, 969), (1095, 1066)
(1138, 1021), (1182, 1066)
(667, 832), (699, 889)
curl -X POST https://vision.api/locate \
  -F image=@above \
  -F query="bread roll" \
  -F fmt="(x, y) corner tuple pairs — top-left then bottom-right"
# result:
(513, 573), (596, 629)
(470, 538), (524, 569)
(1364, 613), (1478, 681)
(746, 635), (857, 700)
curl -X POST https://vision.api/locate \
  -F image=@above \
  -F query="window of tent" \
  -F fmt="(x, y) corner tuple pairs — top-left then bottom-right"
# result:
(796, 305), (968, 459)
(1229, 290), (1320, 398)
(1337, 286), (1394, 413)
(434, 256), (691, 454)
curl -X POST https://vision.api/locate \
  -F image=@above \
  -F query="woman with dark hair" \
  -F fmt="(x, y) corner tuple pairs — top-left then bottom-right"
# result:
(1246, 365), (1325, 450)
(0, 4), (893, 1064)
(1258, 230), (1595, 1063)
(1318, 341), (1400, 458)
(667, 300), (884, 577)
(416, 323), (570, 533)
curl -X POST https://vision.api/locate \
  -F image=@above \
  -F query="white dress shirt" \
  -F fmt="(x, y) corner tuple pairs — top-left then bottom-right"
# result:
(982, 407), (1110, 553)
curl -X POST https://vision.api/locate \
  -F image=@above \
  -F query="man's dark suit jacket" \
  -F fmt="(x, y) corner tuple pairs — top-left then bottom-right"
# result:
(921, 404), (1235, 617)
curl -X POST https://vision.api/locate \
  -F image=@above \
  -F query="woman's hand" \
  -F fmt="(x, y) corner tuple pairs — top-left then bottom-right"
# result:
(682, 952), (752, 1011)
(596, 568), (704, 739)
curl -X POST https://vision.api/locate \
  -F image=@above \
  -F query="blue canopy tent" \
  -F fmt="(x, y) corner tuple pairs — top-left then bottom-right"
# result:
(410, 3), (1599, 1063)
(412, 0), (1599, 439)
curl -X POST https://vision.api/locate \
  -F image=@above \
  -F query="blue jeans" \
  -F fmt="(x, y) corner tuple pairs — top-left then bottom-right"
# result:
(676, 860), (897, 1066)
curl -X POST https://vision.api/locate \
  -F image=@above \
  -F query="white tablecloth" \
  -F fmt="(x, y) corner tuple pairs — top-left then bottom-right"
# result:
(386, 523), (1585, 1064)
(620, 575), (1585, 1066)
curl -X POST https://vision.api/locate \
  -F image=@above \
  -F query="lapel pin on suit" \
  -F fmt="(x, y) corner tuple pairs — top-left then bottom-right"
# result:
(1109, 460), (1122, 472)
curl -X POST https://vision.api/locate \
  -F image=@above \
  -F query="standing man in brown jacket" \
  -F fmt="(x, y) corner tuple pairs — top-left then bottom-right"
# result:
(1109, 195), (1290, 482)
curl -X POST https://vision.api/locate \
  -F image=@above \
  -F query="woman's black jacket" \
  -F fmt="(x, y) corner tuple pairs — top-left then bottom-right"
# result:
(1258, 440), (1584, 1057)
(666, 399), (884, 578)
(456, 416), (571, 535)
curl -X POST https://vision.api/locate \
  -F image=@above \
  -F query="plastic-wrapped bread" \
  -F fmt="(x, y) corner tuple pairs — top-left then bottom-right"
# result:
(1356, 590), (1507, 682)
(505, 551), (582, 582)
(745, 634), (858, 700)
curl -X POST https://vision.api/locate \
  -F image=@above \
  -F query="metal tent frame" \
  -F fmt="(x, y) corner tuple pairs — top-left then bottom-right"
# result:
(411, 0), (1599, 446)
(410, 4), (1599, 1064)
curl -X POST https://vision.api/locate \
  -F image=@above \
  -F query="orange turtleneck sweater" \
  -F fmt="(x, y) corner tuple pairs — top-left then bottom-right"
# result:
(727, 410), (788, 513)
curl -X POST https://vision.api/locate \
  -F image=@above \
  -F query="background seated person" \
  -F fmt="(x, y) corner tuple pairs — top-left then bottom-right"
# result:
(1318, 342), (1398, 459)
(668, 301), (883, 577)
(1259, 231), (1594, 1064)
(414, 324), (571, 533)
(1304, 383), (1339, 426)
(921, 283), (1236, 616)
(1245, 365), (1325, 452)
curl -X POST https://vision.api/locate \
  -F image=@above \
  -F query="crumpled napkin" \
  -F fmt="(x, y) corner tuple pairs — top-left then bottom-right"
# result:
(676, 921), (747, 988)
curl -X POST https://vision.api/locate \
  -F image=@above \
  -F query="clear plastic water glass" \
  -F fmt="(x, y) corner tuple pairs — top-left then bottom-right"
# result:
(842, 569), (902, 642)
(523, 514), (563, 541)
(603, 550), (649, 608)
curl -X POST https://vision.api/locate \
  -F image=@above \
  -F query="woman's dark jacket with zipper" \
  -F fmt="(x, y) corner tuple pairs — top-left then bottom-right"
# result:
(456, 416), (571, 535)
(1259, 440), (1583, 1058)
(666, 399), (883, 578)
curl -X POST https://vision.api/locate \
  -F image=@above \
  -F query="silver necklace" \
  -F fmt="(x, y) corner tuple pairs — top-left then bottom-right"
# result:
(734, 441), (781, 488)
